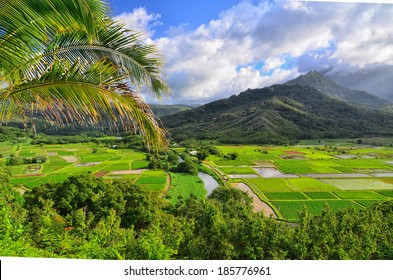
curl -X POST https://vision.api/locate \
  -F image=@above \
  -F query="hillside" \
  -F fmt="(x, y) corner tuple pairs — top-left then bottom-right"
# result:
(324, 65), (393, 102)
(161, 84), (393, 144)
(150, 104), (193, 117)
(285, 71), (390, 108)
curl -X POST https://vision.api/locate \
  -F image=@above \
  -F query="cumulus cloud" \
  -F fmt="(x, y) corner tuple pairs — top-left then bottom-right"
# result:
(115, 1), (393, 104)
(114, 7), (162, 42)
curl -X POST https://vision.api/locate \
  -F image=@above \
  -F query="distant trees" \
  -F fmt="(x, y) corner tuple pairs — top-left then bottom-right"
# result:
(147, 150), (179, 170)
(6, 155), (47, 166)
(170, 154), (198, 176)
(224, 152), (239, 160)
(196, 149), (210, 161)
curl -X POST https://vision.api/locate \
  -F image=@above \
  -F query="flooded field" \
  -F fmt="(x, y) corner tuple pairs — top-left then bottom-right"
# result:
(253, 167), (298, 178)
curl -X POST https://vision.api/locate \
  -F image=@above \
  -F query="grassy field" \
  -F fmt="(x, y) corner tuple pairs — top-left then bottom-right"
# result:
(264, 192), (309, 200)
(134, 170), (168, 192)
(2, 142), (165, 192)
(287, 178), (338, 191)
(333, 191), (387, 200)
(167, 172), (206, 204)
(244, 178), (293, 192)
(272, 200), (363, 221)
(220, 166), (256, 174)
(304, 192), (339, 200)
(320, 178), (393, 190)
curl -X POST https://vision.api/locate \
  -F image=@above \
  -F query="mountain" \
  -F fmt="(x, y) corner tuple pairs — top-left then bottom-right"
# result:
(285, 71), (390, 108)
(149, 104), (193, 117)
(160, 84), (393, 144)
(323, 65), (393, 102)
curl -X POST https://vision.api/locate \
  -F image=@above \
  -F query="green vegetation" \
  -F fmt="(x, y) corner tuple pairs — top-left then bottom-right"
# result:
(286, 71), (388, 108)
(135, 171), (167, 192)
(287, 178), (338, 191)
(264, 192), (309, 200)
(272, 200), (362, 221)
(4, 138), (393, 222)
(1, 0), (169, 150)
(1, 132), (393, 259)
(356, 200), (385, 207)
(378, 190), (393, 197)
(245, 178), (293, 192)
(150, 104), (193, 117)
(162, 84), (393, 144)
(305, 192), (338, 200)
(333, 191), (387, 200)
(202, 144), (393, 221)
(320, 178), (393, 190)
(220, 166), (256, 174)
(1, 170), (392, 260)
(167, 173), (206, 204)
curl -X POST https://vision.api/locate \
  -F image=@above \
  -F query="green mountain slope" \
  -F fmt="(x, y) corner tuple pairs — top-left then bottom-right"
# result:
(285, 71), (390, 108)
(150, 104), (193, 117)
(161, 84), (393, 144)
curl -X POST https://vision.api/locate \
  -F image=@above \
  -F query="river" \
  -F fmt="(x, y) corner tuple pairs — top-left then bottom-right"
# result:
(198, 172), (219, 196)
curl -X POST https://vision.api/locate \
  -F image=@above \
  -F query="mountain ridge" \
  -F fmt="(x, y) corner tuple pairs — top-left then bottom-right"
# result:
(161, 82), (393, 144)
(285, 71), (390, 108)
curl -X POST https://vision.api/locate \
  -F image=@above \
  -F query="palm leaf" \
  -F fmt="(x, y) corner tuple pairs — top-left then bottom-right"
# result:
(0, 0), (170, 150)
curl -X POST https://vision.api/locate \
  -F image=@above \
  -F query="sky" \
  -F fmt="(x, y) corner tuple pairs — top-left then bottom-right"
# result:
(108, 0), (393, 105)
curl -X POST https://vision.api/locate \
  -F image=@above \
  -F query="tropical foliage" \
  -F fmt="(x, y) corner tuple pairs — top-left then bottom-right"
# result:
(0, 0), (169, 149)
(1, 171), (392, 260)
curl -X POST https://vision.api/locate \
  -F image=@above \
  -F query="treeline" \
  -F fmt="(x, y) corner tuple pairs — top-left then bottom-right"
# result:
(1, 171), (392, 260)
(0, 128), (149, 152)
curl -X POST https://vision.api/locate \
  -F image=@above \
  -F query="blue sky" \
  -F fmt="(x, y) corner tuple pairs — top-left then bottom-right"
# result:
(107, 1), (393, 104)
(109, 0), (241, 37)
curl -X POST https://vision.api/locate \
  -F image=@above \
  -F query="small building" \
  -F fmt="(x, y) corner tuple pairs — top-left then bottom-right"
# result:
(189, 150), (198, 156)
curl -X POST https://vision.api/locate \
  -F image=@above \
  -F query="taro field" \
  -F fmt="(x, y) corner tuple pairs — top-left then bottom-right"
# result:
(207, 144), (393, 222)
(2, 141), (168, 195)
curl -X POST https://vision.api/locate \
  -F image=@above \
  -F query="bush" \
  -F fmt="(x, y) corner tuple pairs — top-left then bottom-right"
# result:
(33, 156), (47, 163)
(224, 152), (238, 160)
(6, 157), (23, 166)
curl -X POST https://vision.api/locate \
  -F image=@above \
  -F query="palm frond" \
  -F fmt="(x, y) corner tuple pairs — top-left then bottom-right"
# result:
(1, 58), (168, 149)
(0, 0), (170, 150)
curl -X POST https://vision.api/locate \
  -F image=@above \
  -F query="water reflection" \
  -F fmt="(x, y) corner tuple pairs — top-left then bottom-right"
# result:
(198, 172), (219, 196)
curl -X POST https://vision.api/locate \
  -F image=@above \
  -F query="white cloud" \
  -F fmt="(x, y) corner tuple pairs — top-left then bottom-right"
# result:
(114, 7), (162, 42)
(263, 57), (286, 72)
(332, 5), (393, 67)
(155, 0), (334, 103)
(115, 1), (393, 104)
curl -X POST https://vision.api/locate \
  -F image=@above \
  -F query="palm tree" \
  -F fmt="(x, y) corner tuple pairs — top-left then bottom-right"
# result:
(0, 0), (169, 150)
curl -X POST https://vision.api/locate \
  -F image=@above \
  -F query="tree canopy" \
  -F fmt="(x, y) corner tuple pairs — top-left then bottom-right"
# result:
(1, 171), (392, 260)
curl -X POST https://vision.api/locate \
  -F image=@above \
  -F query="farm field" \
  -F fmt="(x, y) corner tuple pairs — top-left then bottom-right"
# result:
(3, 140), (393, 222)
(167, 172), (206, 204)
(207, 143), (393, 222)
(2, 141), (172, 195)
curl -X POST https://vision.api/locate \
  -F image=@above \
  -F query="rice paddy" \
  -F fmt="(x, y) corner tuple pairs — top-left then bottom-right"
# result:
(3, 140), (393, 222)
(2, 142), (167, 193)
(207, 143), (393, 221)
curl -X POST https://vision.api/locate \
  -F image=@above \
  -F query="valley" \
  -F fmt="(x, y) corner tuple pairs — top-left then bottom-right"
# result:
(4, 139), (393, 222)
(204, 143), (393, 221)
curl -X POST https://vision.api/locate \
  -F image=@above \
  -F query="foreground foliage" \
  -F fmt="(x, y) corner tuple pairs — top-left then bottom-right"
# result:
(1, 171), (392, 260)
(0, 0), (169, 150)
